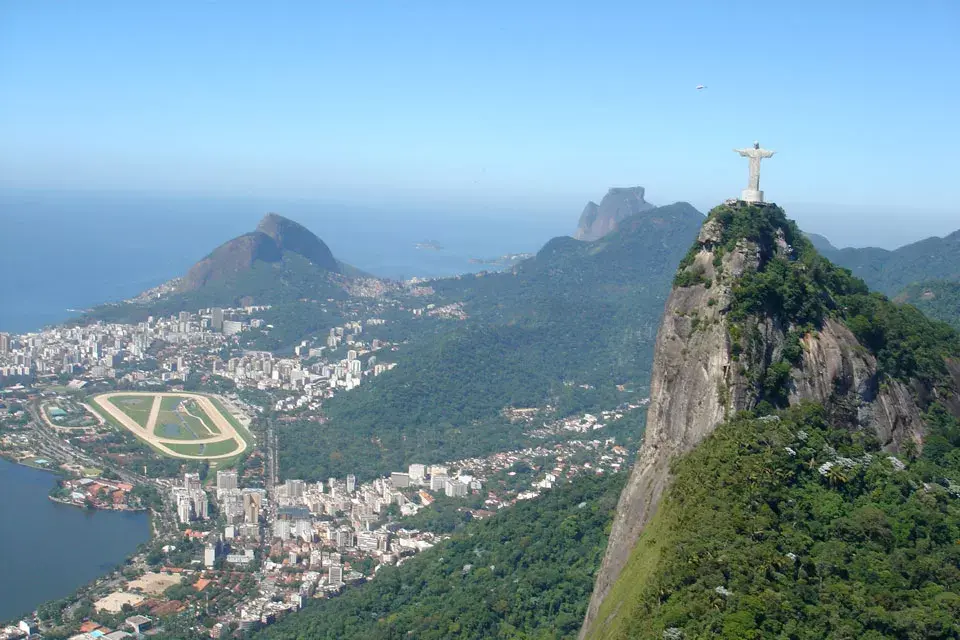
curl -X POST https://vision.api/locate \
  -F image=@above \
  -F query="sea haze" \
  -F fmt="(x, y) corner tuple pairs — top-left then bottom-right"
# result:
(0, 189), (568, 333)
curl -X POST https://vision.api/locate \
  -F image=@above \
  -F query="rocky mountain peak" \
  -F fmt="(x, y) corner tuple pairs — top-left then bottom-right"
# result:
(574, 186), (655, 241)
(181, 213), (340, 292)
(255, 213), (339, 272)
(580, 201), (960, 638)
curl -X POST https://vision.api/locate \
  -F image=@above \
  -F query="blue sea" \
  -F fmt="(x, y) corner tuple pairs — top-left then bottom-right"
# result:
(0, 188), (569, 334)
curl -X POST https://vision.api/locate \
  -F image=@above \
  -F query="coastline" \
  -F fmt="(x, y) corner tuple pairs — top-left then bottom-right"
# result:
(0, 450), (148, 513)
(47, 492), (148, 513)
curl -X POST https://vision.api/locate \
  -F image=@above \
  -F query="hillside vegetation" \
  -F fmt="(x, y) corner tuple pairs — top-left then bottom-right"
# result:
(814, 229), (960, 296)
(77, 253), (348, 325)
(591, 403), (960, 640)
(682, 204), (960, 406)
(277, 203), (704, 481)
(258, 472), (625, 640)
(588, 202), (960, 639)
(897, 280), (960, 330)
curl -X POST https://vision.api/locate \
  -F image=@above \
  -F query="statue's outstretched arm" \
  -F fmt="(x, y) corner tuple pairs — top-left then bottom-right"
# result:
(734, 149), (749, 157)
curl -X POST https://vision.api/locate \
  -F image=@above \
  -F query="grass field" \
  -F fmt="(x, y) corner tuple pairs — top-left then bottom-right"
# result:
(152, 397), (220, 440)
(111, 395), (154, 428)
(165, 438), (240, 457)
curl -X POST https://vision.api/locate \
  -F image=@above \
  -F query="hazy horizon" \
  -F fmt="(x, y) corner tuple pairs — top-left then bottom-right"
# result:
(3, 1), (959, 250)
(2, 185), (956, 252)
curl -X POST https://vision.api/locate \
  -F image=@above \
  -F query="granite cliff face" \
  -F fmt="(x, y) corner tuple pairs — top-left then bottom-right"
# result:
(581, 202), (956, 638)
(574, 187), (656, 241)
(182, 213), (340, 291)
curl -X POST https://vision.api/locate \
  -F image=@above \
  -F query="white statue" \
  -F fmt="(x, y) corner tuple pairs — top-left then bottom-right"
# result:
(734, 141), (775, 203)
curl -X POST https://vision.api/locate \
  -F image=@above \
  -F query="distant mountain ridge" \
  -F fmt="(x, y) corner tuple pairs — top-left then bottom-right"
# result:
(574, 187), (656, 241)
(182, 213), (340, 291)
(75, 213), (355, 324)
(807, 228), (960, 296)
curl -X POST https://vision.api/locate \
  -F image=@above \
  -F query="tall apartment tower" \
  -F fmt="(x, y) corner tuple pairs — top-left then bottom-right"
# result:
(217, 470), (238, 491)
(211, 308), (224, 332)
(184, 472), (201, 491)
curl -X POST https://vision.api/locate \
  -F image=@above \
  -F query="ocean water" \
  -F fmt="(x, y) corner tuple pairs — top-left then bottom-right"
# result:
(0, 458), (150, 622)
(0, 189), (568, 333)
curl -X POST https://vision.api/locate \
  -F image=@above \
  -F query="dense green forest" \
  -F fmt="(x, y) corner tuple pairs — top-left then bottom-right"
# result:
(746, 213), (957, 388)
(896, 280), (960, 330)
(591, 403), (960, 640)
(277, 203), (703, 481)
(258, 472), (625, 640)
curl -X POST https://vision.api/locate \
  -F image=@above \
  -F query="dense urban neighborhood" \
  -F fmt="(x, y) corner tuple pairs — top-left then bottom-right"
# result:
(0, 286), (640, 639)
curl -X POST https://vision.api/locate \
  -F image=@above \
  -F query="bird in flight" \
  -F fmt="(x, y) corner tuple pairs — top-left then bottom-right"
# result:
(696, 84), (707, 90)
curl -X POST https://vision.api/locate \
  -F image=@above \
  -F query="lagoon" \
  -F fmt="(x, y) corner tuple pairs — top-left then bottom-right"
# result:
(0, 458), (150, 622)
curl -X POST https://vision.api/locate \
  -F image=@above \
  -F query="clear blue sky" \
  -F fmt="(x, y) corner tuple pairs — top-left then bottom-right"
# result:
(1, 1), (958, 246)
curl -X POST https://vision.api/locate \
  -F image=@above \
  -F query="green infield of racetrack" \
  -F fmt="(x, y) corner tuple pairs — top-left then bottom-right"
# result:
(164, 437), (241, 457)
(91, 392), (252, 463)
(109, 395), (154, 428)
(151, 397), (220, 440)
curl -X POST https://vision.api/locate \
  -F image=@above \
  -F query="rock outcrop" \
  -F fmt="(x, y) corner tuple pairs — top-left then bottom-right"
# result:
(580, 202), (951, 638)
(574, 187), (656, 241)
(181, 213), (340, 291)
(183, 231), (283, 291)
(256, 213), (339, 273)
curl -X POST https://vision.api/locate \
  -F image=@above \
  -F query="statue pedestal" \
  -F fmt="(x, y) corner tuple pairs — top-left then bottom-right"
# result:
(741, 189), (764, 203)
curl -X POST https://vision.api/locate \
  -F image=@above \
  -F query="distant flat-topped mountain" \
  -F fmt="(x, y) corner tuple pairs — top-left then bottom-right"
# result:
(574, 186), (656, 241)
(182, 213), (340, 292)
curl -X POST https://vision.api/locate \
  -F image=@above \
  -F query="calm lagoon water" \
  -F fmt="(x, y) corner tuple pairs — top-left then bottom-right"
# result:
(0, 458), (150, 622)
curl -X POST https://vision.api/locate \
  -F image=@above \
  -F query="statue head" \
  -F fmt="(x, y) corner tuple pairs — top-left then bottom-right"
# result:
(753, 141), (760, 149)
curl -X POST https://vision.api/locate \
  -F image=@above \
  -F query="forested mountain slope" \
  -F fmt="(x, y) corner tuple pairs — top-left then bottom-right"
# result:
(583, 202), (960, 639)
(278, 203), (704, 481)
(897, 280), (960, 330)
(76, 214), (353, 324)
(591, 404), (960, 639)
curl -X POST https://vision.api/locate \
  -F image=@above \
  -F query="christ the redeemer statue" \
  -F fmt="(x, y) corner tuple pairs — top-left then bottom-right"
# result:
(734, 141), (775, 203)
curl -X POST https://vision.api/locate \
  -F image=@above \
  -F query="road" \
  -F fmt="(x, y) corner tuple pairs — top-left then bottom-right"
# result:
(27, 403), (143, 484)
